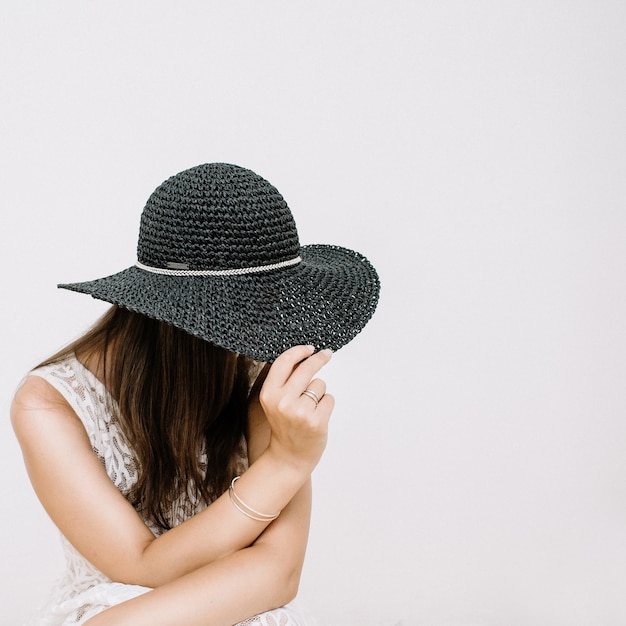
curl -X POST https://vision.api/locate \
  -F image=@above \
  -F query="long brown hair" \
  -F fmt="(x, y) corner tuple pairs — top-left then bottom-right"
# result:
(41, 306), (252, 531)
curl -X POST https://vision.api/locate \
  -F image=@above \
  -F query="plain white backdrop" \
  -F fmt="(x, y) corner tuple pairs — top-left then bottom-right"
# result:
(1, 2), (625, 625)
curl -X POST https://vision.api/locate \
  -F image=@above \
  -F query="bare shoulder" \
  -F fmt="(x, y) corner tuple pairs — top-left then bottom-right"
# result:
(13, 373), (66, 409)
(11, 374), (86, 447)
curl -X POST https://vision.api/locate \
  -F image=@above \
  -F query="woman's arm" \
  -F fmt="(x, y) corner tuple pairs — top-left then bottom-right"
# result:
(83, 492), (312, 626)
(84, 401), (313, 626)
(12, 345), (332, 589)
(84, 402), (314, 626)
(246, 375), (312, 590)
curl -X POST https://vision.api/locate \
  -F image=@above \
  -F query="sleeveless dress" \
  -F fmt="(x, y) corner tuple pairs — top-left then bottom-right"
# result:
(27, 355), (316, 626)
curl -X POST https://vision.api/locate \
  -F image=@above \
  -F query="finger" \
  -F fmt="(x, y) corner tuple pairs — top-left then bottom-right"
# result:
(316, 393), (335, 416)
(263, 345), (315, 388)
(284, 350), (333, 396)
(304, 378), (326, 396)
(300, 378), (327, 405)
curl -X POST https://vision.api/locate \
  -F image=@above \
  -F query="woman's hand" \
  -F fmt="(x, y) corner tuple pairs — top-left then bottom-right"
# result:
(259, 345), (334, 473)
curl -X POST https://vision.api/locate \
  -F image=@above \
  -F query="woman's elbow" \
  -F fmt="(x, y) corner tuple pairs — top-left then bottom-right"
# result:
(262, 554), (303, 607)
(269, 573), (298, 609)
(280, 559), (304, 605)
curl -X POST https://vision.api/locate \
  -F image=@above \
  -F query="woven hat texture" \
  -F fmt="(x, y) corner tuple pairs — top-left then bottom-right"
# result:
(59, 163), (380, 362)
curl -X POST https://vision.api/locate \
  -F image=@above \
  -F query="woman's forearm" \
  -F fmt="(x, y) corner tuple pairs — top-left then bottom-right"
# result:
(129, 447), (309, 587)
(85, 481), (312, 626)
(85, 544), (294, 626)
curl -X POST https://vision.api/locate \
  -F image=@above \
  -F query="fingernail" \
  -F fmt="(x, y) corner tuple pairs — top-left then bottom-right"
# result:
(320, 349), (333, 358)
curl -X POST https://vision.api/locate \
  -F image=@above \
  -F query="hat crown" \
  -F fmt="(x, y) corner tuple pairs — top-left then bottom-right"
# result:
(137, 163), (300, 271)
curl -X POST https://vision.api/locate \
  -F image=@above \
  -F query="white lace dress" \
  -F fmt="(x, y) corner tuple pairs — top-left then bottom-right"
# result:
(26, 356), (315, 626)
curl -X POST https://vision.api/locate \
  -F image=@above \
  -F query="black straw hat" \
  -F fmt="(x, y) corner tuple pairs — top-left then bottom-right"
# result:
(59, 163), (380, 362)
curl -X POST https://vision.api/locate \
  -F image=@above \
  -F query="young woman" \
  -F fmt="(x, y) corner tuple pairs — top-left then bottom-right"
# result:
(12, 163), (380, 626)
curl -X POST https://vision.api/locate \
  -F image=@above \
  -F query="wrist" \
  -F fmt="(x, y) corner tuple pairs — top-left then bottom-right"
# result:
(263, 440), (315, 481)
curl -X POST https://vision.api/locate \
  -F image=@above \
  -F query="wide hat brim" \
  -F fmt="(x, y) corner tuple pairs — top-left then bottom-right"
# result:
(59, 244), (380, 362)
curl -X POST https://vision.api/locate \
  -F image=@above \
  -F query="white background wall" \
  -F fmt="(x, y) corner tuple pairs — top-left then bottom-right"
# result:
(1, 2), (625, 625)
